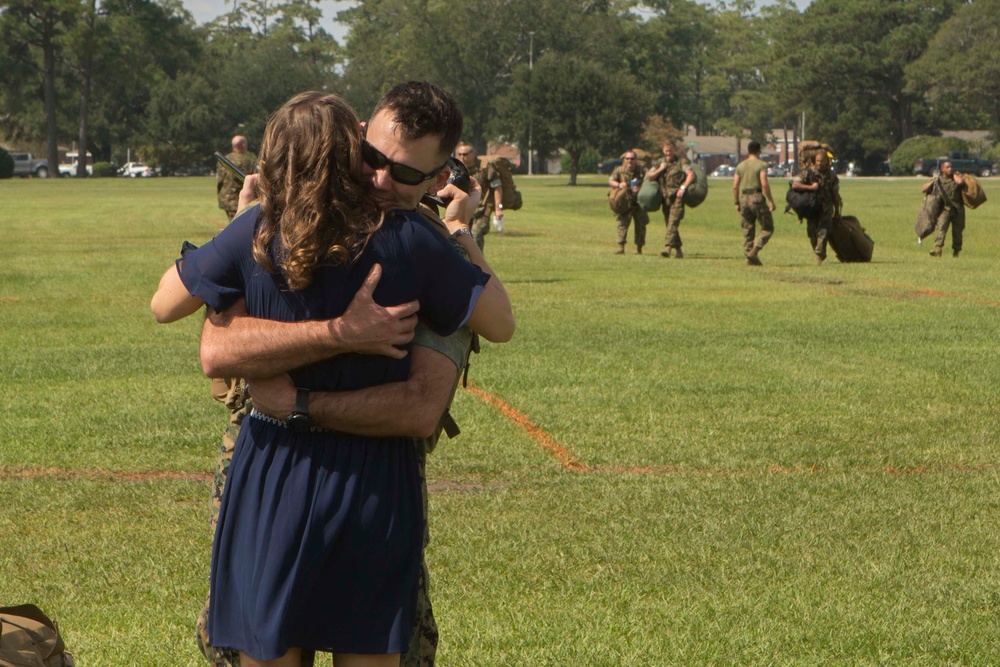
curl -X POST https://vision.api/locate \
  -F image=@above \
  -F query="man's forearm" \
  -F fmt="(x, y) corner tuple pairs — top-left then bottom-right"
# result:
(249, 345), (461, 438)
(201, 308), (347, 378)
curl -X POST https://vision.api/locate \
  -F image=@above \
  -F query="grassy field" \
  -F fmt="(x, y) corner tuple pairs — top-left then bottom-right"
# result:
(1, 173), (999, 665)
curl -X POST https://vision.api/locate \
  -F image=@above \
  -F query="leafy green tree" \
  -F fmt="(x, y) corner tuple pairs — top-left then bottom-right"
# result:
(906, 0), (1000, 139)
(493, 52), (651, 184)
(772, 0), (960, 170)
(0, 0), (79, 171)
(632, 0), (714, 133)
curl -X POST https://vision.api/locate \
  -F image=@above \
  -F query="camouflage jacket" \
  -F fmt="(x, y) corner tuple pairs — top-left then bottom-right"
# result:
(609, 163), (645, 205)
(467, 161), (501, 216)
(217, 150), (257, 212)
(656, 156), (690, 192)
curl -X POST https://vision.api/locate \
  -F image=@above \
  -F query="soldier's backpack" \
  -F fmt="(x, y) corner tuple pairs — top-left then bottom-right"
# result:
(0, 604), (75, 667)
(481, 156), (523, 211)
(607, 185), (631, 215)
(637, 176), (663, 212)
(681, 164), (708, 207)
(962, 174), (987, 209)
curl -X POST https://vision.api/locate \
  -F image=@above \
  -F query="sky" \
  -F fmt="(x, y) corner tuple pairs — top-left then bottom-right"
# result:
(183, 0), (813, 41)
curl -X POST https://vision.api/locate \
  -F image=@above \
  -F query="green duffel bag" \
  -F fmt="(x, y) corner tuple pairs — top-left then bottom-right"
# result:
(682, 164), (708, 208)
(637, 176), (663, 212)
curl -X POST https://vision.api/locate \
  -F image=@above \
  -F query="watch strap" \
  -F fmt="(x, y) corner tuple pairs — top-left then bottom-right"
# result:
(295, 388), (310, 416)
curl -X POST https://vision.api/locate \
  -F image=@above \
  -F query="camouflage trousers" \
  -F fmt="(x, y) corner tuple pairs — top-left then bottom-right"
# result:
(661, 192), (685, 249)
(739, 193), (774, 255)
(806, 209), (834, 260)
(470, 210), (490, 252)
(196, 382), (438, 666)
(933, 205), (966, 253)
(615, 203), (649, 247)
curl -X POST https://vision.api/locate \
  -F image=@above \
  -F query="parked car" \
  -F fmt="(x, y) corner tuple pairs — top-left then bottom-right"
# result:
(120, 161), (155, 178)
(59, 161), (94, 177)
(914, 152), (994, 177)
(711, 164), (735, 177)
(11, 152), (49, 178)
(766, 164), (788, 178)
(597, 158), (622, 175)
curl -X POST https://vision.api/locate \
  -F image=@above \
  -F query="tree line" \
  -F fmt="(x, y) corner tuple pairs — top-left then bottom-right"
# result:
(1, 0), (996, 180)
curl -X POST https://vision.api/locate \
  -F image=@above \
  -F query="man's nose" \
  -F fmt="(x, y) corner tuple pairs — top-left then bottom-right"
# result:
(368, 166), (392, 190)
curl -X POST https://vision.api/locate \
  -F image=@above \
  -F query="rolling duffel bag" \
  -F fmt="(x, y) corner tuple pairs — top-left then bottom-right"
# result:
(829, 214), (874, 263)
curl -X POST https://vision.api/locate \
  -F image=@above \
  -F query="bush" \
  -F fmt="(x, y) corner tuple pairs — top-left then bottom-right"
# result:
(92, 162), (116, 178)
(889, 135), (968, 175)
(0, 147), (14, 179)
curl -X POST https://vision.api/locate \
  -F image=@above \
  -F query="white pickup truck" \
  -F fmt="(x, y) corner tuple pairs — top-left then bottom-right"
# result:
(12, 152), (50, 178)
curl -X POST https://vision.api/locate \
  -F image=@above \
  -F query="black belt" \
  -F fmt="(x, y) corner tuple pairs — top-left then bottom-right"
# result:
(742, 188), (762, 194)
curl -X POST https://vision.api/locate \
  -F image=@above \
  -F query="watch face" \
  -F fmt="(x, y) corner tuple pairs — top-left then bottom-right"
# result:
(286, 412), (312, 433)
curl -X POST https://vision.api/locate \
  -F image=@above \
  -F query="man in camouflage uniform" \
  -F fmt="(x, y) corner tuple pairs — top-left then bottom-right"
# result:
(216, 136), (256, 221)
(791, 149), (841, 265)
(646, 141), (694, 258)
(608, 151), (648, 255)
(456, 142), (503, 252)
(183, 82), (511, 667)
(921, 159), (966, 258)
(732, 140), (776, 266)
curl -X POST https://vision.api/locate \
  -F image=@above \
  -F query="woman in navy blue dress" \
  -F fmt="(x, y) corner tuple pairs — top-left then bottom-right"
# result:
(152, 92), (494, 667)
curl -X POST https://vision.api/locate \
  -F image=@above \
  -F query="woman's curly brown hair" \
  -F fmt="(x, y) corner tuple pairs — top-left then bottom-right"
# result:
(252, 91), (382, 290)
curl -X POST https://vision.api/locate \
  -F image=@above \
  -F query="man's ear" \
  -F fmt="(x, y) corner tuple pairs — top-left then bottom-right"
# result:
(426, 166), (451, 195)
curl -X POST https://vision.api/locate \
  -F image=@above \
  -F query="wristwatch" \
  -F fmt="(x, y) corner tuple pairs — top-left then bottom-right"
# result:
(451, 228), (472, 239)
(285, 388), (312, 433)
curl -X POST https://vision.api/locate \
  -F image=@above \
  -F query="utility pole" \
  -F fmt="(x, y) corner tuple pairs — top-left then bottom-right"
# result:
(528, 31), (534, 176)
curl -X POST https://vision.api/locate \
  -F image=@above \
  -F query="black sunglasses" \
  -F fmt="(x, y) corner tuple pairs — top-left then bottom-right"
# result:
(362, 140), (445, 186)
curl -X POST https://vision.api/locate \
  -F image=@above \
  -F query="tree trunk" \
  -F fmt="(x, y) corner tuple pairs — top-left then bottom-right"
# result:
(43, 31), (59, 177)
(567, 149), (579, 185)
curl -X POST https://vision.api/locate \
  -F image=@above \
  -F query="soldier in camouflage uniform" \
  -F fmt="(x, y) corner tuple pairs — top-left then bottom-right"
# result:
(791, 149), (841, 265)
(646, 141), (694, 258)
(608, 152), (648, 254)
(216, 136), (256, 221)
(732, 140), (776, 266)
(921, 159), (967, 258)
(456, 143), (503, 252)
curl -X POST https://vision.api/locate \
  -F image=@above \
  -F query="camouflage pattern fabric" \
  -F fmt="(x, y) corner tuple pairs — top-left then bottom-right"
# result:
(795, 166), (839, 260)
(609, 164), (649, 247)
(656, 157), (690, 249)
(932, 179), (966, 253)
(467, 161), (501, 251)
(739, 193), (774, 254)
(217, 151), (257, 220)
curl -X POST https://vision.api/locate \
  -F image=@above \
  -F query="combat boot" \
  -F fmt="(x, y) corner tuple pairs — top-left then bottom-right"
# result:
(660, 247), (671, 258)
(814, 254), (824, 265)
(636, 245), (643, 255)
(615, 243), (625, 255)
(746, 246), (763, 266)
(953, 249), (961, 258)
(674, 247), (684, 259)
(929, 248), (942, 257)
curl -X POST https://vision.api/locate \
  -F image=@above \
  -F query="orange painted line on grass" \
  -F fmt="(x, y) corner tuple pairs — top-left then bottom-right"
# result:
(0, 466), (211, 482)
(463, 385), (1000, 477)
(870, 278), (1000, 308)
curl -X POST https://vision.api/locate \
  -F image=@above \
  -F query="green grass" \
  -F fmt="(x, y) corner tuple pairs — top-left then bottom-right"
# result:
(2, 174), (999, 665)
